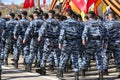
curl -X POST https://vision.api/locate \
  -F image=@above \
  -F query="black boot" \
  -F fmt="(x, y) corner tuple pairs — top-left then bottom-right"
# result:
(5, 59), (8, 65)
(99, 70), (103, 80)
(117, 69), (120, 78)
(1, 59), (4, 65)
(0, 70), (1, 80)
(11, 59), (14, 61)
(75, 72), (79, 80)
(81, 69), (86, 77)
(49, 64), (54, 71)
(23, 59), (26, 65)
(57, 69), (63, 79)
(33, 60), (38, 67)
(36, 62), (40, 73)
(14, 61), (18, 69)
(64, 64), (69, 72)
(103, 69), (108, 75)
(25, 64), (31, 72)
(38, 67), (46, 75)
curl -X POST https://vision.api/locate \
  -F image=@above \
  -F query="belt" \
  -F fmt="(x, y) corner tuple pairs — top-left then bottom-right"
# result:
(88, 36), (102, 40)
(65, 38), (80, 41)
(44, 35), (58, 39)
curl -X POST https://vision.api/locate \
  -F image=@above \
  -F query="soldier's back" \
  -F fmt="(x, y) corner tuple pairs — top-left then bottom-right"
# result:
(18, 18), (29, 32)
(106, 19), (120, 40)
(44, 18), (60, 38)
(6, 19), (17, 34)
(0, 18), (6, 29)
(63, 18), (83, 41)
(32, 18), (43, 30)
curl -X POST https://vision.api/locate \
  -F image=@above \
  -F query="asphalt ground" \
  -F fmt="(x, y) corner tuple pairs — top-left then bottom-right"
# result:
(1, 55), (120, 80)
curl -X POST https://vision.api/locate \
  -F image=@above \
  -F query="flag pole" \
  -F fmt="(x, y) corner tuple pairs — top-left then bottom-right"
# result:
(36, 0), (40, 8)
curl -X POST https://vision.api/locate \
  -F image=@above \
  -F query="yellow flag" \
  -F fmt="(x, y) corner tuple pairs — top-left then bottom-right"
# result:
(69, 1), (81, 14)
(102, 2), (107, 14)
(81, 11), (86, 20)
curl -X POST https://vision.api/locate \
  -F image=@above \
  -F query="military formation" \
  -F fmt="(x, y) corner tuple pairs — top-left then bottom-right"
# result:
(0, 8), (120, 80)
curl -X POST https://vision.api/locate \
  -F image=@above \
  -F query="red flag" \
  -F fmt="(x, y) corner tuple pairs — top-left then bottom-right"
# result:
(64, 1), (71, 12)
(29, 0), (35, 8)
(23, 0), (29, 9)
(72, 0), (87, 13)
(23, 0), (34, 9)
(72, 0), (96, 13)
(43, 0), (46, 5)
(86, 0), (96, 13)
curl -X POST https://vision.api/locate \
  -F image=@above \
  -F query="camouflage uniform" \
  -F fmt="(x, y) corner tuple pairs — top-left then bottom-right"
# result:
(23, 21), (32, 65)
(58, 18), (83, 73)
(13, 18), (29, 64)
(82, 19), (108, 71)
(103, 20), (113, 69)
(38, 18), (60, 75)
(47, 20), (61, 69)
(0, 17), (6, 78)
(25, 18), (43, 71)
(3, 19), (17, 64)
(104, 19), (120, 69)
(77, 21), (86, 70)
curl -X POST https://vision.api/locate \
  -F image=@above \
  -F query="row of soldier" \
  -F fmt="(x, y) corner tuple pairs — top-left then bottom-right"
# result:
(0, 9), (120, 80)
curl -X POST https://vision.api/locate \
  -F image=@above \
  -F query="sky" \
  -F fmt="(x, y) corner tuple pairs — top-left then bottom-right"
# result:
(1, 0), (52, 5)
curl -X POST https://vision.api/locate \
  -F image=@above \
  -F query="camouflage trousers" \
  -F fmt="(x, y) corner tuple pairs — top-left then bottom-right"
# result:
(23, 42), (30, 62)
(13, 35), (24, 62)
(109, 41), (120, 69)
(4, 37), (14, 60)
(0, 39), (5, 71)
(78, 45), (86, 69)
(59, 40), (80, 72)
(25, 37), (43, 65)
(47, 49), (61, 66)
(41, 38), (59, 67)
(83, 40), (108, 71)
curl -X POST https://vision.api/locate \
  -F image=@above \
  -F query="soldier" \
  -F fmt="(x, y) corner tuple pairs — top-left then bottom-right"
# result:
(79, 15), (90, 77)
(77, 14), (82, 22)
(46, 10), (56, 70)
(0, 12), (6, 80)
(54, 14), (61, 21)
(3, 12), (18, 65)
(28, 14), (34, 21)
(38, 10), (61, 75)
(22, 14), (34, 67)
(84, 15), (89, 22)
(27, 14), (38, 67)
(11, 14), (22, 63)
(102, 13), (111, 76)
(23, 11), (43, 72)
(42, 13), (48, 20)
(13, 11), (29, 68)
(104, 12), (120, 78)
(82, 11), (108, 80)
(47, 13), (61, 71)
(57, 9), (84, 80)
(16, 14), (22, 20)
